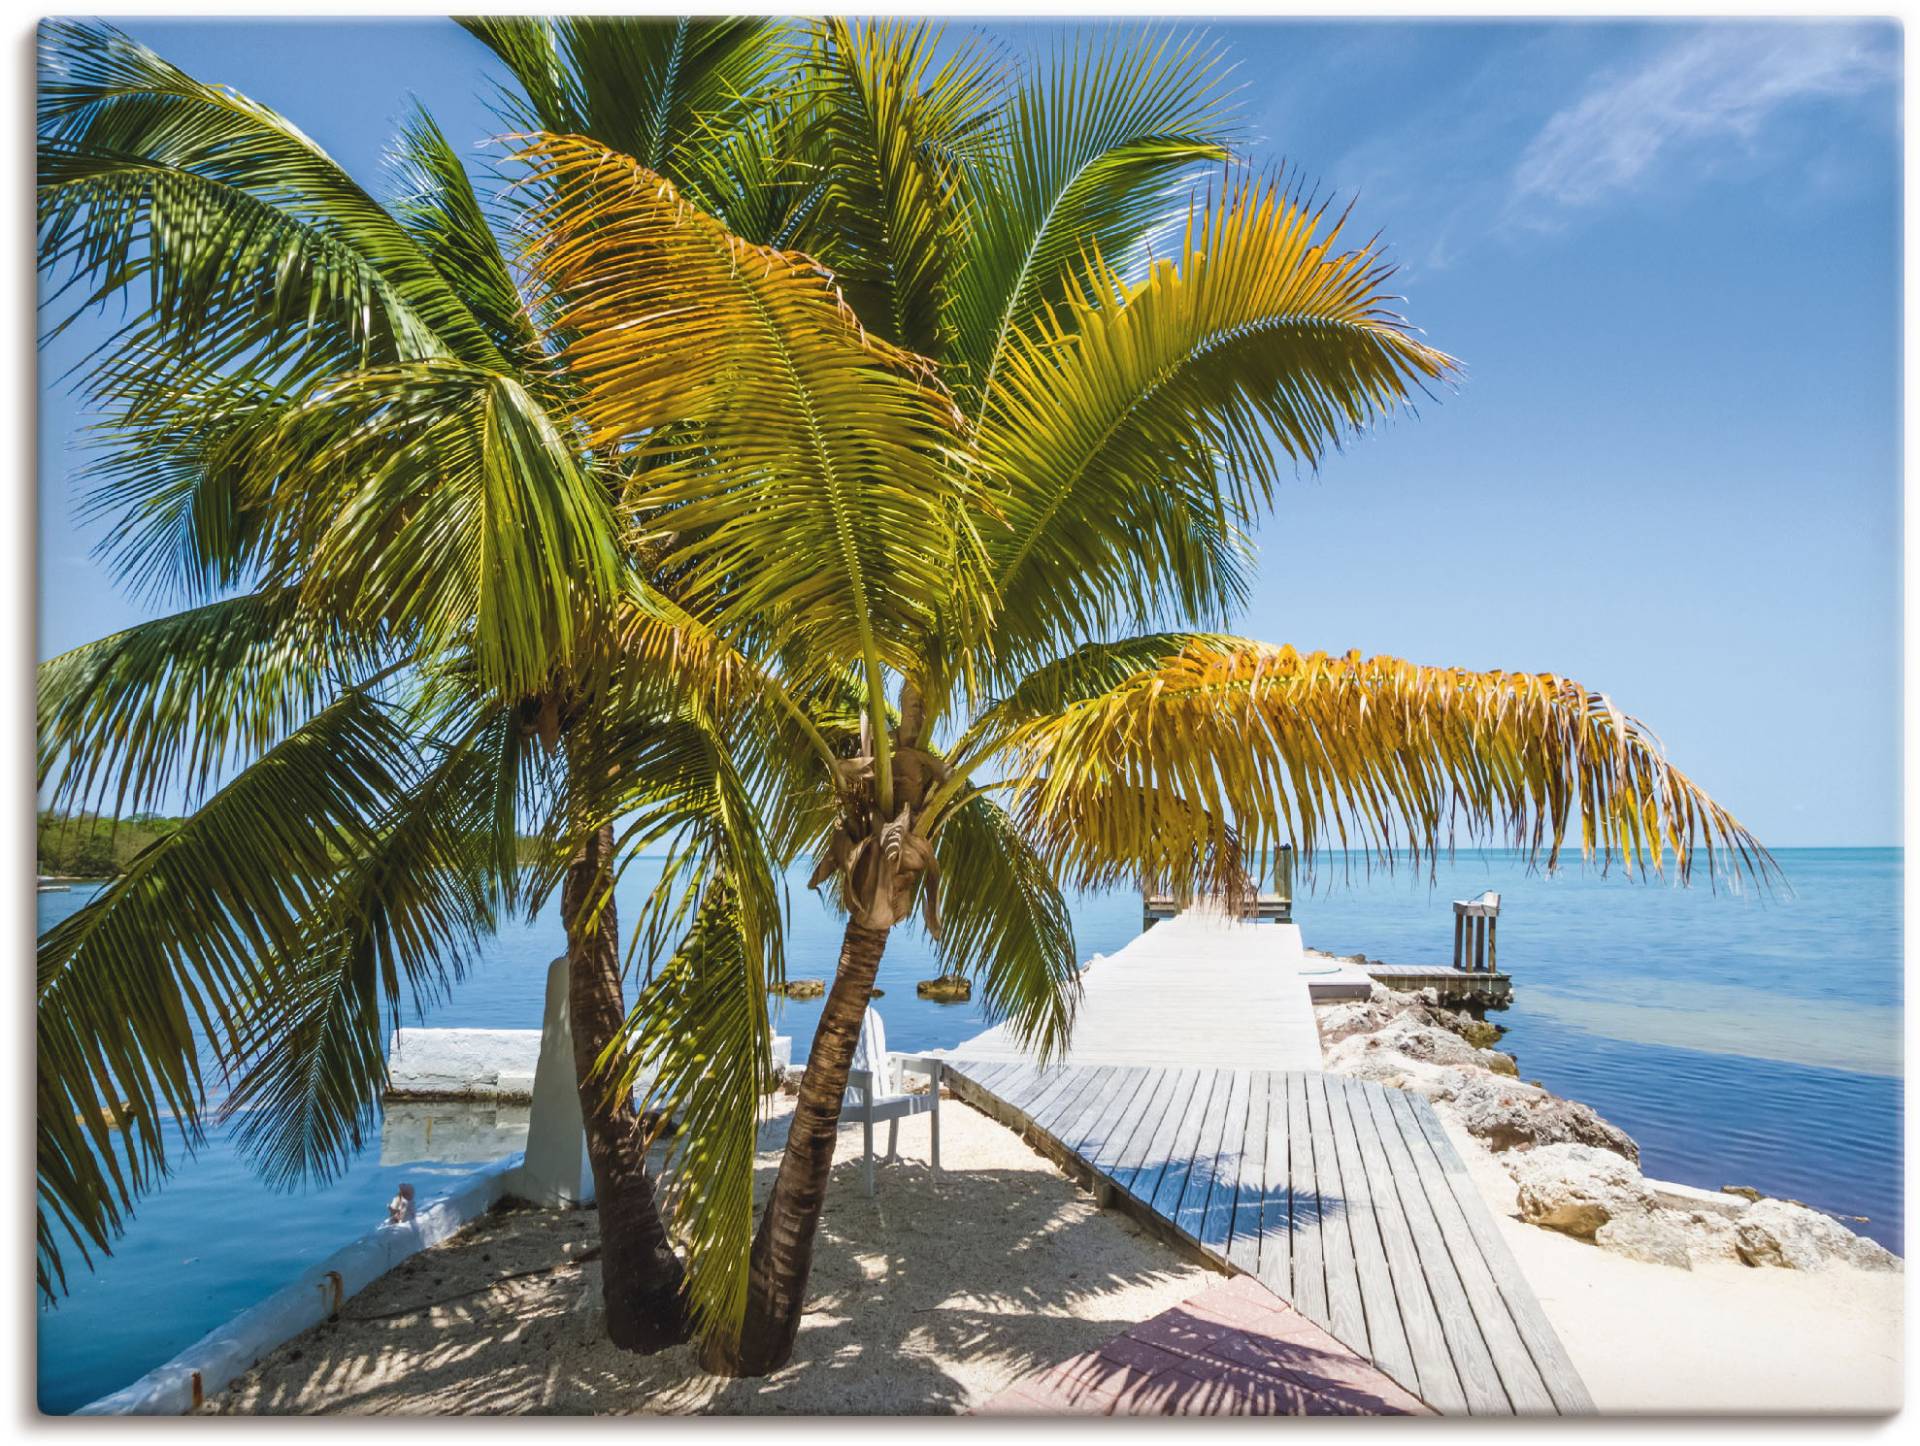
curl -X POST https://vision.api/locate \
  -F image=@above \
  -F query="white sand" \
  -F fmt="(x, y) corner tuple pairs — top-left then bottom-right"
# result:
(205, 1095), (1212, 1415)
(204, 1091), (1902, 1415)
(1440, 1115), (1905, 1415)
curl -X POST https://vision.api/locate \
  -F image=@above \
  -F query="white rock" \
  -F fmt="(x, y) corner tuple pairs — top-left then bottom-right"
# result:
(1508, 1142), (1653, 1238)
(1594, 1209), (1698, 1270)
(1734, 1199), (1903, 1273)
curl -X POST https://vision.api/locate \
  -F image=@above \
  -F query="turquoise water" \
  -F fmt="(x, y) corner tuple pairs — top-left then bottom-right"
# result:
(36, 848), (1902, 1411)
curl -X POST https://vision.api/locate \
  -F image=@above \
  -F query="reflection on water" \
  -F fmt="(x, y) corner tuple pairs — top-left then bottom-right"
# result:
(380, 1099), (530, 1167)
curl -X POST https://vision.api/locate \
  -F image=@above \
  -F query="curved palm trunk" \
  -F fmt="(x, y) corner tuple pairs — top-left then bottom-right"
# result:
(561, 820), (689, 1352)
(717, 919), (890, 1376)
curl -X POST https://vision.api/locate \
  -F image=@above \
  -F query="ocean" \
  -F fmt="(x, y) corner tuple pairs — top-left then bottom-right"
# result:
(35, 847), (1903, 1413)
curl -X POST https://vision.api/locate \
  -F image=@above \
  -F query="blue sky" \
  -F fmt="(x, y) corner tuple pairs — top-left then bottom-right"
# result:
(37, 17), (1903, 846)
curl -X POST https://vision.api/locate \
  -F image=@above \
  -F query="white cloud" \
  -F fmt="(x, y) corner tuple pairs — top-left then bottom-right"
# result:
(1510, 23), (1897, 215)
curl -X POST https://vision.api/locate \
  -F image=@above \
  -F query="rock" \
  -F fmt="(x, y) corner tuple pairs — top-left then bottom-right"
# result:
(1483, 1051), (1519, 1077)
(1509, 1142), (1654, 1238)
(1323, 1035), (1469, 1100)
(917, 974), (972, 1002)
(1367, 1015), (1488, 1070)
(1594, 1209), (1698, 1269)
(1434, 1008), (1506, 1050)
(1448, 1074), (1640, 1162)
(1316, 999), (1404, 1046)
(1734, 1199), (1903, 1273)
(1721, 1184), (1763, 1202)
(868, 988), (885, 999)
(778, 978), (825, 999)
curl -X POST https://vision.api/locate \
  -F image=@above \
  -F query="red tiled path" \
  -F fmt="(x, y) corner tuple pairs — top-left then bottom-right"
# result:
(975, 1275), (1433, 1416)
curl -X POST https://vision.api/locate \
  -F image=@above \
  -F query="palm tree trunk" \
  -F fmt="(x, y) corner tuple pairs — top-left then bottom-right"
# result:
(717, 918), (890, 1376)
(561, 819), (689, 1353)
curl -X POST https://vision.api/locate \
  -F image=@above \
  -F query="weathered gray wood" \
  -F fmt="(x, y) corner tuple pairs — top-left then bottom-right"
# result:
(1051, 1066), (1122, 1155)
(1386, 1089), (1555, 1414)
(1116, 1067), (1198, 1201)
(1027, 1064), (1105, 1137)
(1173, 1067), (1241, 1244)
(1324, 1074), (1422, 1401)
(1082, 1060), (1152, 1175)
(1405, 1094), (1596, 1415)
(1224, 1069), (1271, 1275)
(1306, 1072), (1369, 1356)
(1196, 1068), (1252, 1257)
(1369, 1085), (1510, 1415)
(1254, 1071), (1294, 1302)
(1285, 1070), (1328, 1326)
(1147, 1068), (1220, 1218)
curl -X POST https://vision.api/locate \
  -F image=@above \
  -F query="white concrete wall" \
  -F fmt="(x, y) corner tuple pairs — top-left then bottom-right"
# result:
(387, 1026), (543, 1101)
(76, 1154), (523, 1415)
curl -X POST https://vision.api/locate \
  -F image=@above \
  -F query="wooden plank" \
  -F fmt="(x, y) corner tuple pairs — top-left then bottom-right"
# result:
(1386, 1088), (1553, 1414)
(1006, 1064), (1083, 1121)
(1121, 1067), (1198, 1198)
(1254, 1070), (1294, 1302)
(1195, 1069), (1253, 1259)
(1173, 1069), (1241, 1246)
(1111, 1067), (1196, 1201)
(1051, 1066), (1122, 1157)
(1147, 1069), (1222, 1220)
(1342, 1076), (1462, 1413)
(1285, 1071), (1328, 1327)
(1324, 1074), (1420, 1398)
(1025, 1065), (1103, 1137)
(1367, 1085), (1510, 1415)
(1404, 1095), (1596, 1415)
(1307, 1072), (1368, 1355)
(1079, 1068), (1161, 1174)
(947, 1060), (1017, 1095)
(1224, 1070), (1271, 1275)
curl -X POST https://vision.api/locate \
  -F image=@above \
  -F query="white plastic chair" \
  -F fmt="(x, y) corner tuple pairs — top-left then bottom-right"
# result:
(843, 1007), (942, 1196)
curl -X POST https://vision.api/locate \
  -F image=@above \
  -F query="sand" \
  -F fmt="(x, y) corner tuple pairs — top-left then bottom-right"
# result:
(1440, 1115), (1905, 1415)
(204, 1093), (1903, 1415)
(204, 1095), (1213, 1415)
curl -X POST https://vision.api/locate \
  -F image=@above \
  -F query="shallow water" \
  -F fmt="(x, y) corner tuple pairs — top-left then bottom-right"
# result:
(35, 847), (1902, 1412)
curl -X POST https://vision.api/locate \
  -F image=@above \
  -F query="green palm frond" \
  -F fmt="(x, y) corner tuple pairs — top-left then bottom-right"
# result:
(1000, 638), (1772, 888)
(251, 361), (623, 699)
(459, 14), (786, 215)
(523, 134), (979, 696)
(38, 589), (385, 818)
(387, 106), (534, 357)
(787, 18), (1002, 359)
(977, 173), (1455, 679)
(222, 708), (515, 1189)
(949, 25), (1237, 406)
(38, 19), (496, 370)
(609, 884), (773, 1350)
(929, 793), (1080, 1061)
(37, 691), (422, 1295)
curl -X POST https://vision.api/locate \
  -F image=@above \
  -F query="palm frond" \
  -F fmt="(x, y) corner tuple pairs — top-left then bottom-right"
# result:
(1000, 638), (1773, 891)
(787, 18), (1002, 359)
(522, 134), (977, 694)
(38, 19), (497, 371)
(37, 691), (422, 1295)
(460, 15), (786, 213)
(929, 793), (1080, 1061)
(949, 25), (1237, 405)
(977, 173), (1456, 680)
(38, 589), (385, 818)
(222, 708), (515, 1189)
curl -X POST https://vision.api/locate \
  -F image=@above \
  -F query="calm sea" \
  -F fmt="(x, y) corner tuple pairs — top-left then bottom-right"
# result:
(36, 847), (1903, 1412)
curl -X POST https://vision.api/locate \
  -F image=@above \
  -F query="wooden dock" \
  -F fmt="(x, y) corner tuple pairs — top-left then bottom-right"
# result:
(942, 1060), (1592, 1416)
(1365, 963), (1513, 1007)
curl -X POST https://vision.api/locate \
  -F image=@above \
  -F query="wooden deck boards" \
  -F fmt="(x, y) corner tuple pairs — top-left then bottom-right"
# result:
(943, 1060), (1593, 1417)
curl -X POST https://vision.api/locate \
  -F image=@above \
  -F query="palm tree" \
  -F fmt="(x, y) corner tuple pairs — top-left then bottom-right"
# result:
(33, 16), (811, 1350)
(517, 24), (1769, 1375)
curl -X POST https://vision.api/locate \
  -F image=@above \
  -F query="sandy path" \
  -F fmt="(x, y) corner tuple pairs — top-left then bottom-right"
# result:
(205, 1095), (1211, 1415)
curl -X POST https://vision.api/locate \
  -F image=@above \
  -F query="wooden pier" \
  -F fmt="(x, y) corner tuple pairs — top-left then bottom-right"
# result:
(1365, 962), (1513, 1008)
(942, 1060), (1592, 1416)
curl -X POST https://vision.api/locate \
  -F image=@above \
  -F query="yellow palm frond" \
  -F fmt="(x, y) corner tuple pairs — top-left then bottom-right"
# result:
(521, 133), (982, 695)
(999, 637), (1770, 890)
